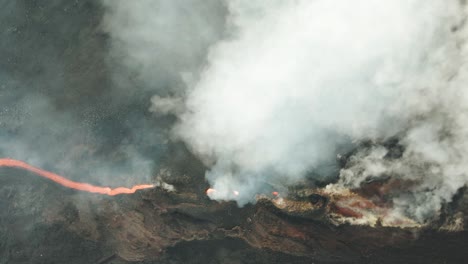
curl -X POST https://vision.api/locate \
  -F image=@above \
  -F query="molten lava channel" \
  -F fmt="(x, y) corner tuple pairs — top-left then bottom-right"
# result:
(0, 158), (154, 196)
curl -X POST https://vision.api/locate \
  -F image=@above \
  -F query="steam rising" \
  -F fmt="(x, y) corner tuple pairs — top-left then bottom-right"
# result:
(103, 0), (468, 221)
(171, 0), (468, 216)
(3, 0), (467, 224)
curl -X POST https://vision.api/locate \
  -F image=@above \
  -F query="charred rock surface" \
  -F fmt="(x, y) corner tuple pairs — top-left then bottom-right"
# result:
(2, 167), (467, 263)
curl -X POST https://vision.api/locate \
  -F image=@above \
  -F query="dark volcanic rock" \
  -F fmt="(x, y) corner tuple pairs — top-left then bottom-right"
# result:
(1, 1), (467, 264)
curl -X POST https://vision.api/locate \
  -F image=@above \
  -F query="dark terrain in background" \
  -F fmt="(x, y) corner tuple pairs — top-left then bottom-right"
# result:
(0, 1), (467, 264)
(0, 0), (201, 262)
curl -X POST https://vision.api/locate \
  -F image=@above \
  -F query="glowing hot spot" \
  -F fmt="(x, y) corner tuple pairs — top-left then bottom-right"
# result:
(0, 158), (154, 196)
(206, 188), (216, 195)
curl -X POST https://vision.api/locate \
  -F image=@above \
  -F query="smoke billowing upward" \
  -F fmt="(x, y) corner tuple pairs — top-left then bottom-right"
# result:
(109, 0), (467, 222)
(3, 0), (468, 224)
(166, 0), (466, 214)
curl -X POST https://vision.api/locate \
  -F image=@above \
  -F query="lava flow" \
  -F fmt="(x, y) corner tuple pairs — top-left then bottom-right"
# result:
(0, 158), (154, 196)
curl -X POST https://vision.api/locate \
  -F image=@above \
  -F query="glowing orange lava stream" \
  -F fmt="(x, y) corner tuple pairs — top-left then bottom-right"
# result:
(0, 158), (154, 196)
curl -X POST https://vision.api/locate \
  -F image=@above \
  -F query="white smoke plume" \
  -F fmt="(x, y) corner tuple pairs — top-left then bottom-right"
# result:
(104, 0), (468, 221)
(175, 0), (467, 208)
